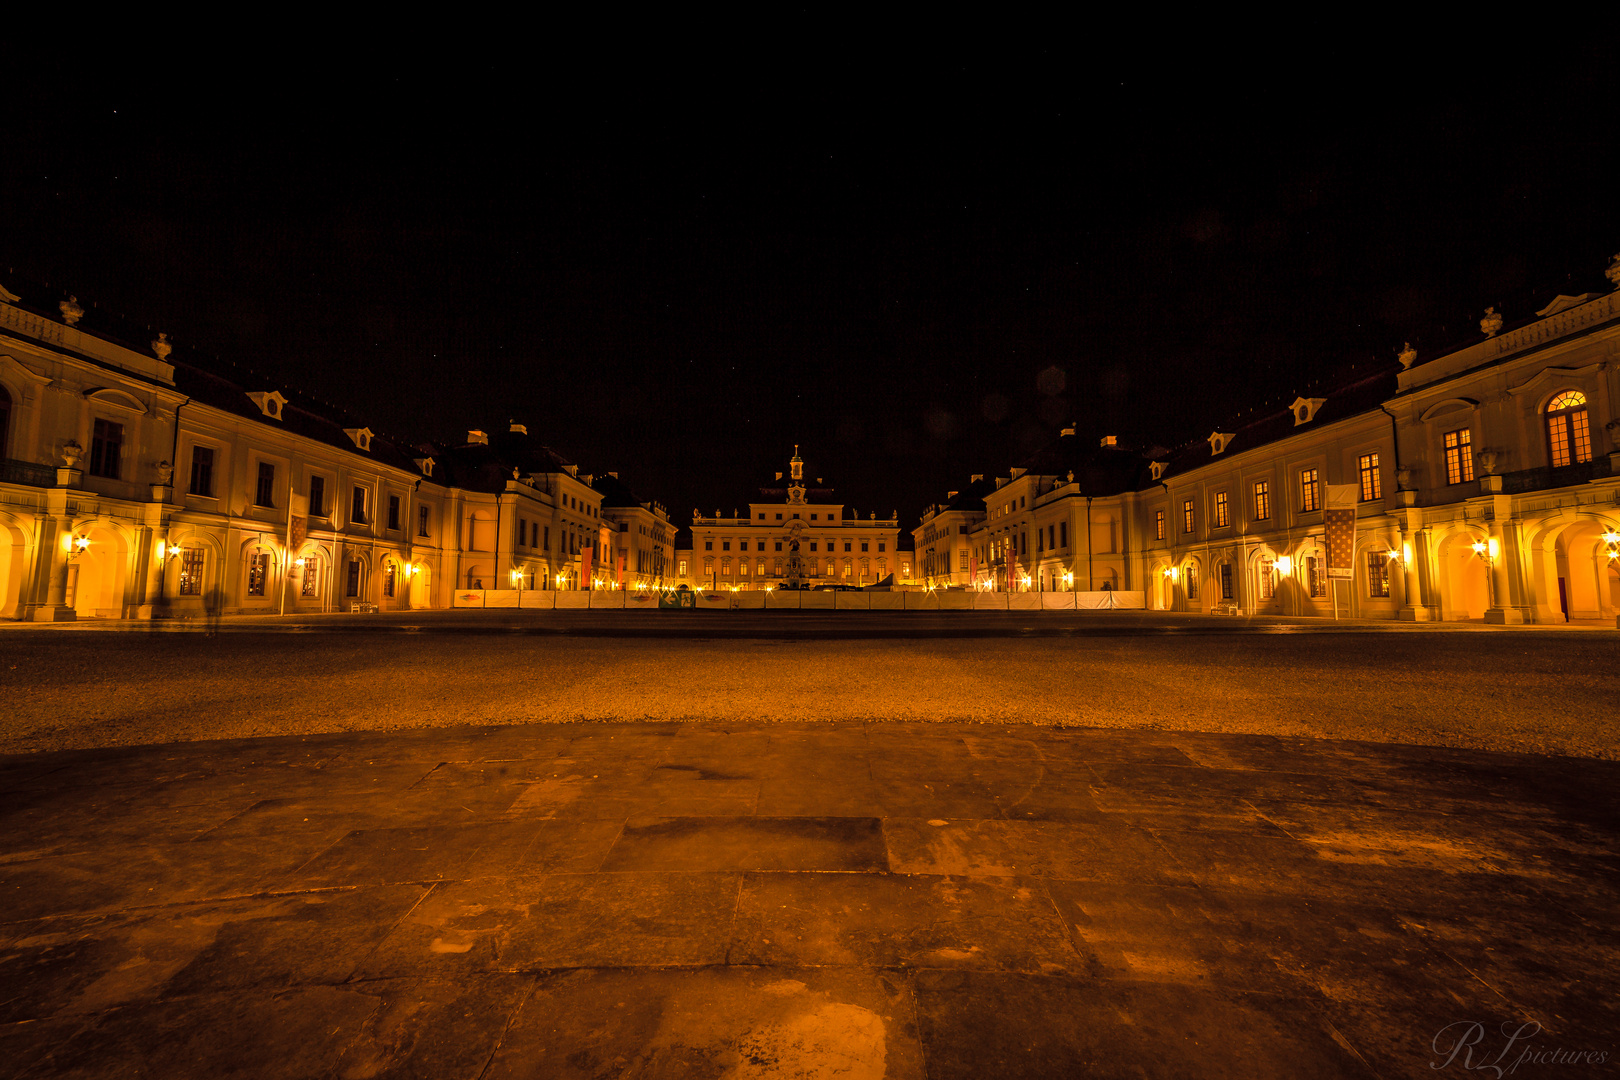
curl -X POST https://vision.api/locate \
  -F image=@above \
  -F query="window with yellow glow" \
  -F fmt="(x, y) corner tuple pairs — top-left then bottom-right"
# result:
(1546, 390), (1592, 468)
(1444, 428), (1473, 484)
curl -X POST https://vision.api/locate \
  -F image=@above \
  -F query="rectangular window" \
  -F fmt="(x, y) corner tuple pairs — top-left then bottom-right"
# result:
(309, 475), (326, 517)
(1182, 499), (1195, 535)
(301, 561), (319, 597)
(247, 553), (269, 597)
(878, 542), (886, 552)
(679, 560), (688, 576)
(346, 559), (361, 597)
(1307, 556), (1325, 597)
(1367, 551), (1390, 597)
(188, 446), (215, 497)
(705, 540), (713, 550)
(1219, 562), (1233, 600)
(959, 550), (968, 571)
(1253, 480), (1270, 521)
(89, 419), (122, 479)
(419, 505), (431, 537)
(844, 542), (852, 552)
(1444, 428), (1474, 484)
(388, 495), (401, 531)
(1060, 522), (1068, 548)
(722, 541), (730, 551)
(1549, 414), (1571, 468)
(1155, 510), (1164, 541)
(179, 548), (204, 595)
(384, 564), (396, 598)
(1259, 558), (1275, 600)
(1214, 491), (1230, 528)
(861, 541), (869, 552)
(255, 462), (276, 507)
(1185, 565), (1199, 600)
(1300, 468), (1320, 512)
(810, 542), (818, 552)
(775, 541), (783, 552)
(351, 487), (367, 524)
(1359, 453), (1382, 501)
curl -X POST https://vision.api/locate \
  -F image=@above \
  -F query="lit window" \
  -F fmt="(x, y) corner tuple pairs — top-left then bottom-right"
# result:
(1444, 428), (1474, 484)
(843, 558), (852, 577)
(1259, 558), (1275, 600)
(1182, 499), (1195, 535)
(1185, 564), (1199, 600)
(1253, 481), (1270, 521)
(89, 419), (123, 479)
(1155, 510), (1164, 541)
(679, 560), (688, 576)
(757, 558), (766, 575)
(1359, 453), (1381, 501)
(1546, 390), (1592, 468)
(179, 549), (204, 596)
(384, 564), (396, 598)
(1306, 556), (1324, 597)
(1300, 468), (1320, 512)
(1214, 491), (1230, 528)
(247, 552), (269, 597)
(740, 560), (749, 575)
(301, 560), (319, 597)
(1367, 550), (1390, 597)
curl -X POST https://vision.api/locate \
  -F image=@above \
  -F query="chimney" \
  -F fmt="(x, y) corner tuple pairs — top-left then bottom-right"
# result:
(608, 471), (619, 478)
(775, 472), (783, 480)
(468, 430), (488, 445)
(947, 491), (958, 500)
(970, 474), (984, 483)
(1099, 435), (1117, 447)
(509, 422), (528, 435)
(1061, 426), (1076, 437)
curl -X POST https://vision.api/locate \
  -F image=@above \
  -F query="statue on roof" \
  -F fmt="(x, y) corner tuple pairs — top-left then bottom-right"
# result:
(1480, 308), (1503, 338)
(1397, 342), (1417, 369)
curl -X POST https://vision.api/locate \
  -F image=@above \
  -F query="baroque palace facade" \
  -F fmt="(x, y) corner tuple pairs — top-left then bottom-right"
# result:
(915, 254), (1620, 624)
(0, 280), (672, 620)
(672, 448), (909, 590)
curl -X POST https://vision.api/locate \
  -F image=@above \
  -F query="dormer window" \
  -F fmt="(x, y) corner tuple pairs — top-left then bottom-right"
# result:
(1149, 461), (1166, 482)
(344, 427), (374, 452)
(414, 456), (435, 477)
(1289, 397), (1326, 426)
(1208, 432), (1234, 456)
(246, 391), (287, 421)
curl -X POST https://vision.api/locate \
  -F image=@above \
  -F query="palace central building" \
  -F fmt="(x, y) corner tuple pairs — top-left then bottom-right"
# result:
(675, 448), (910, 589)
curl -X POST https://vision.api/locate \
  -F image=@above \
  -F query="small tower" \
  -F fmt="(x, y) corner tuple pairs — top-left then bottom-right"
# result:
(790, 445), (804, 481)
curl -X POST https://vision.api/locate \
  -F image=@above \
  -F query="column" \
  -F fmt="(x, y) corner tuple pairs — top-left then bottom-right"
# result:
(32, 517), (76, 621)
(136, 525), (171, 619)
(1482, 519), (1523, 624)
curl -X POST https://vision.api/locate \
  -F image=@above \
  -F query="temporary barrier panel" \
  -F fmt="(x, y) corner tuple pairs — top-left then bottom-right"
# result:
(937, 591), (975, 609)
(868, 593), (904, 609)
(835, 592), (871, 610)
(589, 591), (625, 609)
(555, 592), (591, 609)
(1041, 593), (1077, 609)
(765, 590), (801, 609)
(801, 591), (835, 609)
(1007, 593), (1042, 610)
(973, 593), (1009, 610)
(734, 590), (766, 609)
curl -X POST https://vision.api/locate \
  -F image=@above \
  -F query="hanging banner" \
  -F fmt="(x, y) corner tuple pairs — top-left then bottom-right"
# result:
(288, 494), (308, 551)
(580, 543), (593, 587)
(1324, 484), (1358, 579)
(970, 555), (979, 586)
(617, 551), (626, 588)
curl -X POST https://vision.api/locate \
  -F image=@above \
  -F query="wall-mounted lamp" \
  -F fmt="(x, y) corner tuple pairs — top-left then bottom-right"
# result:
(68, 535), (91, 559)
(1274, 556), (1293, 575)
(1163, 565), (1179, 581)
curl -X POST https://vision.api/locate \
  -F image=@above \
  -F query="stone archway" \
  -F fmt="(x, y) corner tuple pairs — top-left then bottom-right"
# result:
(1435, 528), (1490, 621)
(1527, 515), (1619, 622)
(69, 521), (133, 618)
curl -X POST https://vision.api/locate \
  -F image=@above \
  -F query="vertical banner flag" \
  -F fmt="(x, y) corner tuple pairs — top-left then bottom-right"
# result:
(970, 555), (979, 585)
(617, 552), (626, 588)
(580, 541), (593, 587)
(1324, 484), (1358, 579)
(288, 493), (308, 552)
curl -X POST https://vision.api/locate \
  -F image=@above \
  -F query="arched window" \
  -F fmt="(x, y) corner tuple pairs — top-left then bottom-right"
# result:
(1546, 391), (1592, 468)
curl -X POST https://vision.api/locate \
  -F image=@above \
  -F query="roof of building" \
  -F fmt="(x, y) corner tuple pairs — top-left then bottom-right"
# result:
(1156, 366), (1399, 483)
(2, 272), (427, 476)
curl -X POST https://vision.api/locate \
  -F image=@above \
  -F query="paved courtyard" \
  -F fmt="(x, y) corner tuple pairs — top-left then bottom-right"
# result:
(0, 616), (1616, 1078)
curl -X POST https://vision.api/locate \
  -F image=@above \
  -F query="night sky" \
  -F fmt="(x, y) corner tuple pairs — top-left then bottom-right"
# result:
(5, 49), (1618, 529)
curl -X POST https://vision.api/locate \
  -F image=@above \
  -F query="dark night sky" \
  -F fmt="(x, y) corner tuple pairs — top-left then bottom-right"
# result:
(5, 47), (1618, 529)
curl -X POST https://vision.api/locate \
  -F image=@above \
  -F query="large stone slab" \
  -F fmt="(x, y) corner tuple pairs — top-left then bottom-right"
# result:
(600, 816), (890, 872)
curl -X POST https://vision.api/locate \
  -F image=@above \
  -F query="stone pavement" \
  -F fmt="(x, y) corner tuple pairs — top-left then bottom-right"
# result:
(0, 721), (1615, 1079)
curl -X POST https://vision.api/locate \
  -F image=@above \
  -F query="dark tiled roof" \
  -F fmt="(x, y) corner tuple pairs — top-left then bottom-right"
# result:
(429, 429), (581, 493)
(1158, 367), (1399, 482)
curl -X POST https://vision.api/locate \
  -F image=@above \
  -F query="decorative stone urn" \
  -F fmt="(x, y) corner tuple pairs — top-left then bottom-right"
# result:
(59, 296), (83, 326)
(1397, 342), (1417, 369)
(60, 441), (83, 469)
(1480, 308), (1503, 337)
(151, 333), (172, 361)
